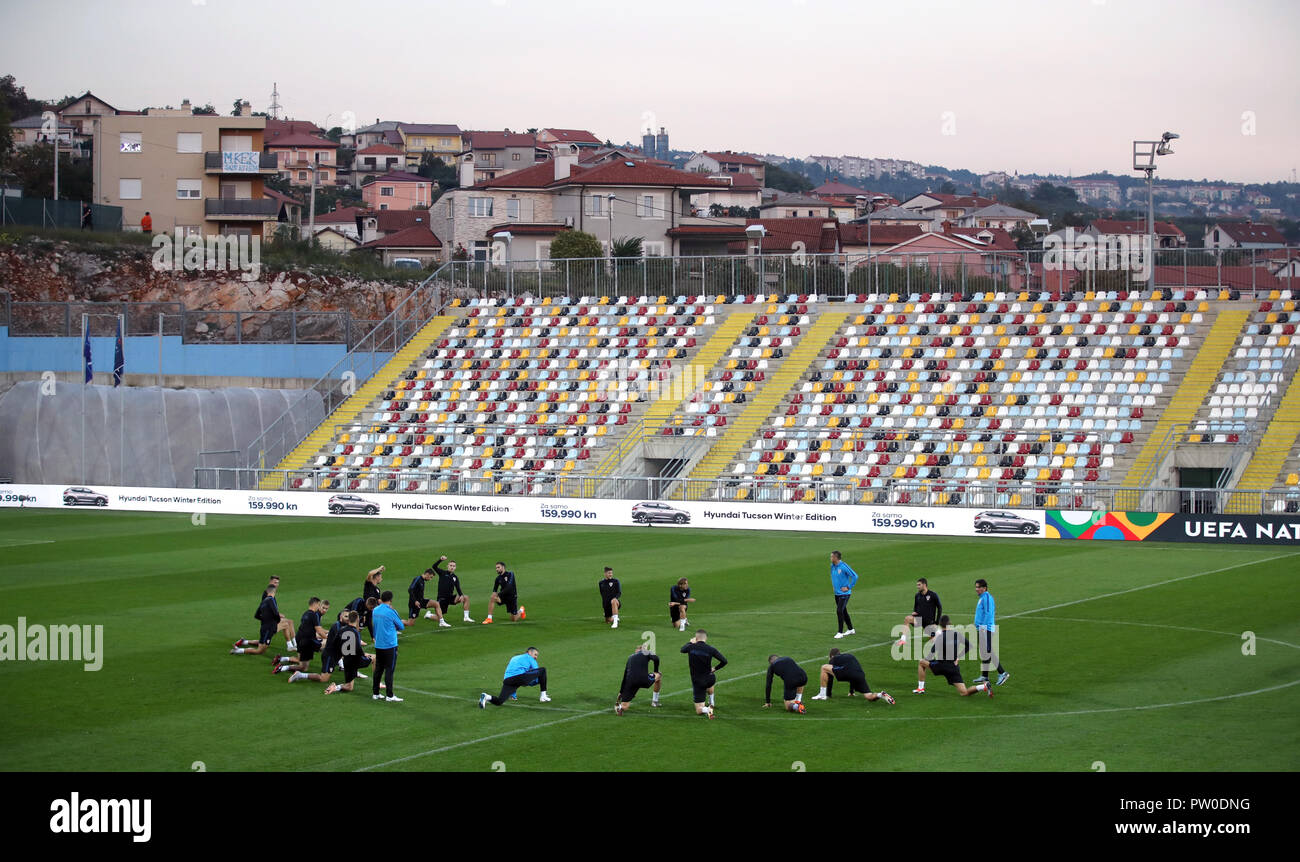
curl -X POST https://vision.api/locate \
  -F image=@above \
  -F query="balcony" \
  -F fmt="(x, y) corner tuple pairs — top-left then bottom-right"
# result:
(204, 198), (279, 220)
(205, 151), (279, 174)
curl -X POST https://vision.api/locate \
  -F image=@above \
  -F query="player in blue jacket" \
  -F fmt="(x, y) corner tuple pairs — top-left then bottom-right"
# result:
(480, 648), (551, 707)
(973, 579), (1009, 685)
(830, 550), (859, 639)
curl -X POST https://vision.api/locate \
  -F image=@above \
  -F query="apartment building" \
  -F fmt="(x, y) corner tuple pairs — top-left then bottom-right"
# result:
(93, 105), (277, 237)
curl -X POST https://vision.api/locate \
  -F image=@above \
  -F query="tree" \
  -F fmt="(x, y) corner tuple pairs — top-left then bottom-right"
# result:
(762, 161), (813, 193)
(939, 181), (957, 195)
(9, 142), (91, 200)
(418, 153), (458, 188)
(192, 103), (217, 116)
(550, 230), (604, 259)
(232, 99), (245, 116)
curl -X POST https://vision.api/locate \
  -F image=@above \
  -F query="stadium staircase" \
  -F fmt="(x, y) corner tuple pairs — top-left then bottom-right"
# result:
(668, 310), (849, 497)
(262, 315), (455, 486)
(588, 310), (755, 477)
(1121, 307), (1250, 486)
(1229, 376), (1300, 502)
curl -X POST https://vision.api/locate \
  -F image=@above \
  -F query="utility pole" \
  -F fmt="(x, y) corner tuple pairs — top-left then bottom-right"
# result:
(308, 163), (318, 241)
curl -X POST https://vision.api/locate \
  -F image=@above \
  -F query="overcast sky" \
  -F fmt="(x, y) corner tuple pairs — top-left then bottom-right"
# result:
(6, 0), (1298, 184)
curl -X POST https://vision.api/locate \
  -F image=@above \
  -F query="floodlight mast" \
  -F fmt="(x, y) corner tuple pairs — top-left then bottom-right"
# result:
(1132, 133), (1179, 282)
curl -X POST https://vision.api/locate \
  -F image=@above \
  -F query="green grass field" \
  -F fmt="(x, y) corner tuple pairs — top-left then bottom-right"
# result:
(1, 509), (1297, 772)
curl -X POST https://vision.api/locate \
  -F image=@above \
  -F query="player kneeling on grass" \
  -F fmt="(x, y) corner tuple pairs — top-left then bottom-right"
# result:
(669, 577), (694, 632)
(274, 598), (330, 676)
(615, 643), (661, 715)
(232, 583), (283, 656)
(811, 648), (894, 704)
(433, 555), (473, 624)
(914, 616), (992, 698)
(763, 655), (808, 713)
(408, 569), (440, 623)
(325, 612), (374, 695)
(483, 561), (525, 624)
(681, 630), (726, 718)
(479, 647), (550, 707)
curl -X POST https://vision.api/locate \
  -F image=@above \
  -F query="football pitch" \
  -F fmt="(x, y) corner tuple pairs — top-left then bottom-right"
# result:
(1, 509), (1297, 773)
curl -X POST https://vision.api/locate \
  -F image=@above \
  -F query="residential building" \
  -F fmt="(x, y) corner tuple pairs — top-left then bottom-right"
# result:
(1065, 178), (1121, 206)
(899, 193), (998, 227)
(354, 121), (406, 151)
(1086, 219), (1187, 249)
(1203, 221), (1287, 250)
(262, 187), (303, 237)
(9, 114), (80, 152)
(759, 193), (837, 220)
(314, 226), (360, 252)
(311, 205), (368, 241)
(265, 130), (339, 188)
(92, 104), (277, 237)
(359, 225), (443, 266)
(683, 151), (766, 185)
(461, 130), (540, 182)
(957, 203), (1037, 231)
(352, 144), (405, 186)
(360, 171), (433, 210)
(849, 205), (934, 228)
(397, 123), (462, 170)
(428, 145), (728, 261)
(536, 128), (602, 149)
(690, 172), (762, 214)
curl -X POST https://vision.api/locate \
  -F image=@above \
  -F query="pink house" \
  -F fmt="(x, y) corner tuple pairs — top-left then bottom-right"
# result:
(361, 170), (434, 210)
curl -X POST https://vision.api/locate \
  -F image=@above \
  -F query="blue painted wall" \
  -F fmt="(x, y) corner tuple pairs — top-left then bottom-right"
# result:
(0, 327), (394, 381)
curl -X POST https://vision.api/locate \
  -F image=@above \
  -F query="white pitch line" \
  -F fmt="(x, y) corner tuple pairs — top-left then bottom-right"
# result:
(356, 550), (1300, 771)
(0, 539), (56, 547)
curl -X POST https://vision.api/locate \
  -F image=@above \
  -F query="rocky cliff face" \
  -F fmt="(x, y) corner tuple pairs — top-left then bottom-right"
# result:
(0, 242), (415, 319)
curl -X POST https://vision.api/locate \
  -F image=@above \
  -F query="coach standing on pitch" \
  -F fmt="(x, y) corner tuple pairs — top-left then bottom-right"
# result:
(371, 591), (405, 702)
(974, 578), (1009, 686)
(830, 550), (858, 639)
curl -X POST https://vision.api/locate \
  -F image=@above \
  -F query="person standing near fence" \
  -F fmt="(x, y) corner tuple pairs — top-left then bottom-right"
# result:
(81, 202), (93, 231)
(141, 211), (153, 235)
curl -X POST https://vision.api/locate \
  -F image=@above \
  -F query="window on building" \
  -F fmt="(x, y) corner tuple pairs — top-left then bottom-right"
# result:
(644, 241), (665, 257)
(176, 132), (202, 154)
(380, 187), (394, 197)
(380, 204), (388, 211)
(119, 179), (142, 199)
(638, 194), (663, 219)
(586, 195), (605, 216)
(446, 200), (454, 218)
(506, 199), (520, 219)
(298, 171), (308, 181)
(469, 197), (494, 217)
(119, 132), (142, 153)
(176, 179), (202, 199)
(511, 152), (520, 161)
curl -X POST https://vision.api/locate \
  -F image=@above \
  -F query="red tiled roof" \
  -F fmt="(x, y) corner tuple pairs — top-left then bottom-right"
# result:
(467, 130), (537, 149)
(361, 225), (442, 249)
(357, 143), (404, 156)
(487, 223), (571, 236)
(1212, 222), (1286, 244)
(838, 224), (924, 247)
(261, 188), (304, 208)
(265, 132), (338, 149)
(666, 224), (750, 238)
(472, 158), (729, 191)
(315, 206), (369, 224)
(707, 172), (760, 190)
(373, 210), (429, 232)
(923, 194), (996, 210)
(265, 119), (324, 140)
(541, 128), (602, 144)
(811, 180), (871, 196)
(944, 226), (1019, 251)
(400, 123), (460, 135)
(1090, 219), (1184, 237)
(367, 171), (429, 184)
(745, 217), (838, 253)
(702, 151), (764, 166)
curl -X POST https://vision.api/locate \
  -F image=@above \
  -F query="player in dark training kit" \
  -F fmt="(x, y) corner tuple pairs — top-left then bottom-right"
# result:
(763, 655), (808, 713)
(669, 578), (695, 632)
(599, 567), (621, 628)
(811, 648), (895, 704)
(483, 562), (525, 624)
(274, 598), (329, 675)
(615, 644), (661, 714)
(325, 611), (374, 695)
(288, 609), (347, 684)
(231, 583), (282, 656)
(897, 578), (942, 650)
(681, 630), (726, 718)
(432, 555), (473, 624)
(408, 569), (439, 621)
(915, 615), (992, 698)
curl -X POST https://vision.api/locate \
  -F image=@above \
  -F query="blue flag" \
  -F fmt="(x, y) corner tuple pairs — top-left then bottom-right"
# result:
(83, 327), (93, 384)
(113, 317), (124, 387)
